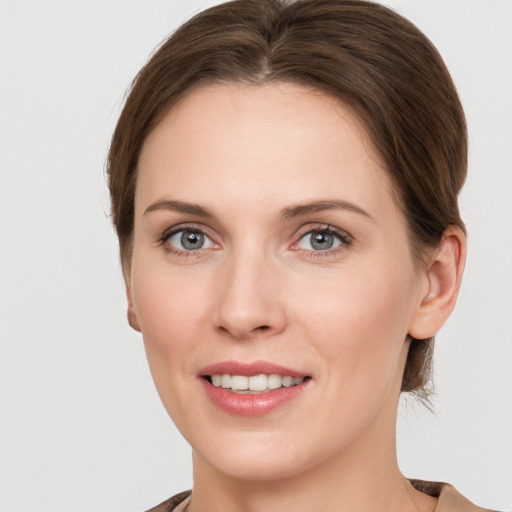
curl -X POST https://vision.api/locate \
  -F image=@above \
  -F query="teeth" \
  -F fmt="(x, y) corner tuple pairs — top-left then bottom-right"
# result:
(267, 374), (282, 390)
(249, 374), (267, 391)
(282, 376), (293, 387)
(210, 373), (305, 392)
(221, 374), (231, 388)
(231, 375), (249, 390)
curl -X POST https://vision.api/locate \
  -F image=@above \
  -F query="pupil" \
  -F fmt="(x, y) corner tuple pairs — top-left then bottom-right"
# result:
(311, 231), (333, 250)
(181, 231), (204, 250)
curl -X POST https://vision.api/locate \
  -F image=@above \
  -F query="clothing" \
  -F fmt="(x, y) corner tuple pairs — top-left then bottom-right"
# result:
(144, 480), (500, 512)
(144, 490), (190, 512)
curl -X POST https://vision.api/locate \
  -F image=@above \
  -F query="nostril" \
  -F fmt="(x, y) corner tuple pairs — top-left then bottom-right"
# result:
(256, 325), (270, 331)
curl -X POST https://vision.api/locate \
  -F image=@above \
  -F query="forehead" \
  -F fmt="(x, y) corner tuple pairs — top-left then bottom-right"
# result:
(136, 82), (397, 222)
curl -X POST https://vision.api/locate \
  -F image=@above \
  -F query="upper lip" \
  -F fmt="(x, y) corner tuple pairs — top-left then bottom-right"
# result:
(199, 360), (308, 378)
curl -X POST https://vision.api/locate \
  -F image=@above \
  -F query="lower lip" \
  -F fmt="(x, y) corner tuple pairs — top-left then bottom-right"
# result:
(201, 379), (308, 416)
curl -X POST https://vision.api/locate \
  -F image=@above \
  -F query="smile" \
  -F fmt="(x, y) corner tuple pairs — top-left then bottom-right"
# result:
(199, 361), (311, 416)
(208, 374), (306, 393)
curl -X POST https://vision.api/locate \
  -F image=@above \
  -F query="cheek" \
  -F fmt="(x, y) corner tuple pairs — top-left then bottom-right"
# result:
(133, 261), (211, 341)
(293, 259), (417, 384)
(130, 265), (212, 402)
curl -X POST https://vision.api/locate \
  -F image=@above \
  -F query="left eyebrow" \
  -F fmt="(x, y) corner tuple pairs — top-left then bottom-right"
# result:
(278, 200), (375, 222)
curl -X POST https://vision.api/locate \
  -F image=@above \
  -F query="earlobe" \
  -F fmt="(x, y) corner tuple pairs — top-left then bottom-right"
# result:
(408, 226), (467, 340)
(126, 287), (142, 332)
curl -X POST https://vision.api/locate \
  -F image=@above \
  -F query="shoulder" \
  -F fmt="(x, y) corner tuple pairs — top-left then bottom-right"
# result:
(409, 479), (503, 512)
(143, 490), (191, 512)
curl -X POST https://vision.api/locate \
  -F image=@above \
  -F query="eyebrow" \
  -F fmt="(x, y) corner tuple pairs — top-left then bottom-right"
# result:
(143, 198), (374, 222)
(278, 200), (375, 222)
(144, 200), (215, 218)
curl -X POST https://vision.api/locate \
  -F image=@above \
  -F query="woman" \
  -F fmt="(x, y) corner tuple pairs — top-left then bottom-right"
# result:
(107, 1), (498, 511)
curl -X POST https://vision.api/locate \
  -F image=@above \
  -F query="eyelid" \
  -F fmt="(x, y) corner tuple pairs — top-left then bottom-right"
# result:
(289, 223), (353, 251)
(158, 223), (220, 254)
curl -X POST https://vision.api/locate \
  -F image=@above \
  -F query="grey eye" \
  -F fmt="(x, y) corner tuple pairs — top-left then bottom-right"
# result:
(298, 230), (343, 251)
(168, 230), (214, 251)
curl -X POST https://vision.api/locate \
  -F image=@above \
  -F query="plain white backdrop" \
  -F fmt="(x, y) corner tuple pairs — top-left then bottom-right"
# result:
(0, 1), (511, 511)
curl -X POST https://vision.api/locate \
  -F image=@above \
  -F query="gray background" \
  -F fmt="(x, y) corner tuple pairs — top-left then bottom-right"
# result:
(1, 1), (511, 511)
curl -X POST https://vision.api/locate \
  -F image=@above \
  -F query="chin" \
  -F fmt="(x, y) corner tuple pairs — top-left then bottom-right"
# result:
(190, 426), (335, 483)
(202, 447), (310, 482)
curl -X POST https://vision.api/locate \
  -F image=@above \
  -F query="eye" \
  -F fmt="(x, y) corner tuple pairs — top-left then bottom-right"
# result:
(295, 227), (350, 252)
(165, 228), (216, 252)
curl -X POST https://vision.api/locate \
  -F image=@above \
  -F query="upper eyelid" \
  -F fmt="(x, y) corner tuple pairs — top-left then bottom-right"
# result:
(293, 223), (353, 241)
(289, 226), (354, 256)
(157, 224), (216, 250)
(161, 223), (212, 238)
(159, 225), (219, 256)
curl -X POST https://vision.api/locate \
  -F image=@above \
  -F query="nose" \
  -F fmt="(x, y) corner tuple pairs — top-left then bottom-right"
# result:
(213, 250), (287, 340)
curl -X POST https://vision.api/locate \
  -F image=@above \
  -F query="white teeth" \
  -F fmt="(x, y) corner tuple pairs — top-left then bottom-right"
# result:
(267, 374), (282, 390)
(221, 374), (231, 388)
(231, 375), (249, 391)
(249, 374), (267, 391)
(281, 376), (293, 387)
(210, 373), (305, 392)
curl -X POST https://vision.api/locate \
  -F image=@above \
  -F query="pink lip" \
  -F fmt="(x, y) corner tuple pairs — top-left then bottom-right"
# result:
(199, 360), (307, 378)
(199, 360), (310, 417)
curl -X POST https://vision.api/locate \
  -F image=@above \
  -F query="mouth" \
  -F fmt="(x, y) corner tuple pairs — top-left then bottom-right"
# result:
(198, 361), (311, 416)
(204, 374), (309, 394)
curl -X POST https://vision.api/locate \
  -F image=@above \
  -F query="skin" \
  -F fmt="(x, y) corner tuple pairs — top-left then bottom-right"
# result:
(127, 82), (465, 512)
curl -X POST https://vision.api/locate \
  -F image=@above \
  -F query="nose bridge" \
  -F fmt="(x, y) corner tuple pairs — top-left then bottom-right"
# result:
(214, 239), (285, 339)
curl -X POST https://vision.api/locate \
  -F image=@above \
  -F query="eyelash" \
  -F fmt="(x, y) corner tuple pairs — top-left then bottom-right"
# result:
(158, 224), (353, 257)
(158, 224), (216, 257)
(290, 225), (353, 258)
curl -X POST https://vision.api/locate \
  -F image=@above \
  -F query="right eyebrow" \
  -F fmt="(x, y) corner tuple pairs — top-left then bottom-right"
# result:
(143, 199), (215, 218)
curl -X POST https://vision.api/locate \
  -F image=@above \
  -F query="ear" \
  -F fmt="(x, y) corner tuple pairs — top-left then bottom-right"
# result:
(126, 286), (141, 332)
(408, 226), (467, 339)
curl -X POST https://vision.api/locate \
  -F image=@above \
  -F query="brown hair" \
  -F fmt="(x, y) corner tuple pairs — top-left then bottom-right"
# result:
(107, 0), (467, 399)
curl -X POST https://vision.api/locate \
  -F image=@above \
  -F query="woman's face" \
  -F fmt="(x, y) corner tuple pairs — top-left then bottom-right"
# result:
(129, 83), (428, 481)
